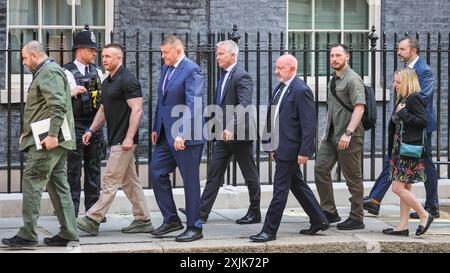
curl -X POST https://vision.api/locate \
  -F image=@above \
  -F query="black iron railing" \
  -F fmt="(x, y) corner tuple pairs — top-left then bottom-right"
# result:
(1, 25), (449, 193)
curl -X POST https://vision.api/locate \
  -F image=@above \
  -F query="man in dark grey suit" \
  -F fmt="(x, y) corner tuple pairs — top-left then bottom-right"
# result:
(180, 40), (261, 224)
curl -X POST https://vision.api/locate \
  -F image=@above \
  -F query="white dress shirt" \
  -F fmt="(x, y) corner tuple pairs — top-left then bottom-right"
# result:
(408, 56), (420, 69)
(219, 62), (237, 101)
(274, 75), (297, 120)
(64, 59), (105, 91)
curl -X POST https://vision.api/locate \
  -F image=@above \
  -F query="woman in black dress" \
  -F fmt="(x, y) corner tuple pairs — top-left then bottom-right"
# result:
(383, 67), (434, 236)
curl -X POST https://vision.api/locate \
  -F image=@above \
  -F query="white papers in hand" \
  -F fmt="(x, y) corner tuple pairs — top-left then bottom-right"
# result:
(30, 116), (72, 150)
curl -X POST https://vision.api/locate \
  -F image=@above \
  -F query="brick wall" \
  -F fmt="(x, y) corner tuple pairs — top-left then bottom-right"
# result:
(382, 0), (449, 153)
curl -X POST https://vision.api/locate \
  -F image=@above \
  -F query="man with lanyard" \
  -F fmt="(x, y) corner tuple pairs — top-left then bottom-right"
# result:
(63, 25), (106, 221)
(2, 41), (79, 247)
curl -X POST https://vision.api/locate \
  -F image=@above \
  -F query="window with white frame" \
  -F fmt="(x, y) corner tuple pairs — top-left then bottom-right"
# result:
(288, 0), (380, 77)
(7, 0), (114, 74)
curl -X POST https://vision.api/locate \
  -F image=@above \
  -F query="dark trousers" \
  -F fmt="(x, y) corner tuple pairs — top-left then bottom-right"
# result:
(200, 141), (260, 218)
(262, 159), (326, 235)
(67, 121), (104, 216)
(150, 132), (204, 229)
(369, 132), (439, 209)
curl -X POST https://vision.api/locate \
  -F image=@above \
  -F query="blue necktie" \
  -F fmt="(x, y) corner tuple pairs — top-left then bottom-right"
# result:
(163, 66), (175, 95)
(215, 70), (228, 105)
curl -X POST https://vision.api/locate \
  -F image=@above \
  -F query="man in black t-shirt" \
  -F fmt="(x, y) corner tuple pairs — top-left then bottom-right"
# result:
(75, 43), (153, 236)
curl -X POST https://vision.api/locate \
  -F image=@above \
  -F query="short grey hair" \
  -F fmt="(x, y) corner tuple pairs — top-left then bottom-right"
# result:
(216, 40), (239, 57)
(399, 36), (420, 53)
(24, 40), (47, 57)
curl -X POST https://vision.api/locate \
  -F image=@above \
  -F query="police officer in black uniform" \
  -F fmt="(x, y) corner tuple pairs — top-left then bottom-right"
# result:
(64, 25), (105, 220)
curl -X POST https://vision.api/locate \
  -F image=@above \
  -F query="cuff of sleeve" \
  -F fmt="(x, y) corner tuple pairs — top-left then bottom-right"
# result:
(299, 150), (313, 158)
(49, 118), (63, 136)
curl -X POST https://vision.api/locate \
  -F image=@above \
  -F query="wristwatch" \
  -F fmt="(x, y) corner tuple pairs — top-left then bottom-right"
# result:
(345, 129), (354, 136)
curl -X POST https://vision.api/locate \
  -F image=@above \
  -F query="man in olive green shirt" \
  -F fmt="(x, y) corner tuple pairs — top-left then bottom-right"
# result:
(314, 44), (366, 230)
(2, 41), (79, 247)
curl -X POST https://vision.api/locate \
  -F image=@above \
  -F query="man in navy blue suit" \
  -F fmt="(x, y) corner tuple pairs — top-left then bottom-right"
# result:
(250, 54), (328, 242)
(150, 36), (205, 242)
(363, 36), (439, 218)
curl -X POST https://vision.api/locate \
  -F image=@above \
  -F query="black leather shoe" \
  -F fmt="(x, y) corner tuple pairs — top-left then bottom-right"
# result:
(178, 208), (208, 223)
(363, 196), (380, 216)
(249, 232), (276, 242)
(236, 211), (261, 225)
(337, 218), (365, 230)
(410, 207), (440, 219)
(101, 217), (107, 223)
(299, 222), (330, 235)
(43, 235), (79, 246)
(382, 228), (409, 236)
(2, 235), (38, 247)
(150, 219), (183, 237)
(416, 214), (434, 236)
(175, 228), (203, 242)
(323, 210), (341, 224)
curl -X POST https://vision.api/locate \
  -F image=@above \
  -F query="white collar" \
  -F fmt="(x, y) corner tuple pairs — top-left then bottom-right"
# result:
(408, 56), (420, 69)
(282, 75), (297, 89)
(172, 55), (185, 69)
(74, 59), (92, 75)
(224, 62), (237, 73)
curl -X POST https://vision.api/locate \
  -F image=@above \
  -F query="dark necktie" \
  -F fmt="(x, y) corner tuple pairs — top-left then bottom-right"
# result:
(266, 82), (286, 133)
(271, 82), (285, 105)
(85, 65), (89, 76)
(163, 66), (175, 95)
(215, 70), (228, 105)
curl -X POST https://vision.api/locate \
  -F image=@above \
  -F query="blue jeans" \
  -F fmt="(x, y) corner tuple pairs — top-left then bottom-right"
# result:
(369, 132), (439, 209)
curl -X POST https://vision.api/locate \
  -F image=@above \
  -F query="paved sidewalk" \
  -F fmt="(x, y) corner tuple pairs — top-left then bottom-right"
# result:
(1, 205), (449, 253)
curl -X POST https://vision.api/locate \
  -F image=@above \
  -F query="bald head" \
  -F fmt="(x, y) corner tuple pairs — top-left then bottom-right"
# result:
(277, 54), (298, 69)
(22, 41), (48, 73)
(275, 54), (298, 82)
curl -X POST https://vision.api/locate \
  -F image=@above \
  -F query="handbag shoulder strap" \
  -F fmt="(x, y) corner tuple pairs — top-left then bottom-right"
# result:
(399, 120), (427, 145)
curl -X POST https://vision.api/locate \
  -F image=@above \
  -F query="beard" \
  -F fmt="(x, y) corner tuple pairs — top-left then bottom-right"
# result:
(28, 60), (39, 73)
(399, 55), (410, 63)
(331, 62), (346, 71)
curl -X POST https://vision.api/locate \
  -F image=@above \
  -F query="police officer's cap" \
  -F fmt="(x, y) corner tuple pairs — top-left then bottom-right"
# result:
(73, 24), (97, 49)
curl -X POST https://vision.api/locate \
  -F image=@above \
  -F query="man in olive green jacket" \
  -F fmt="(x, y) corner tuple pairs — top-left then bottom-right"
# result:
(2, 41), (79, 247)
